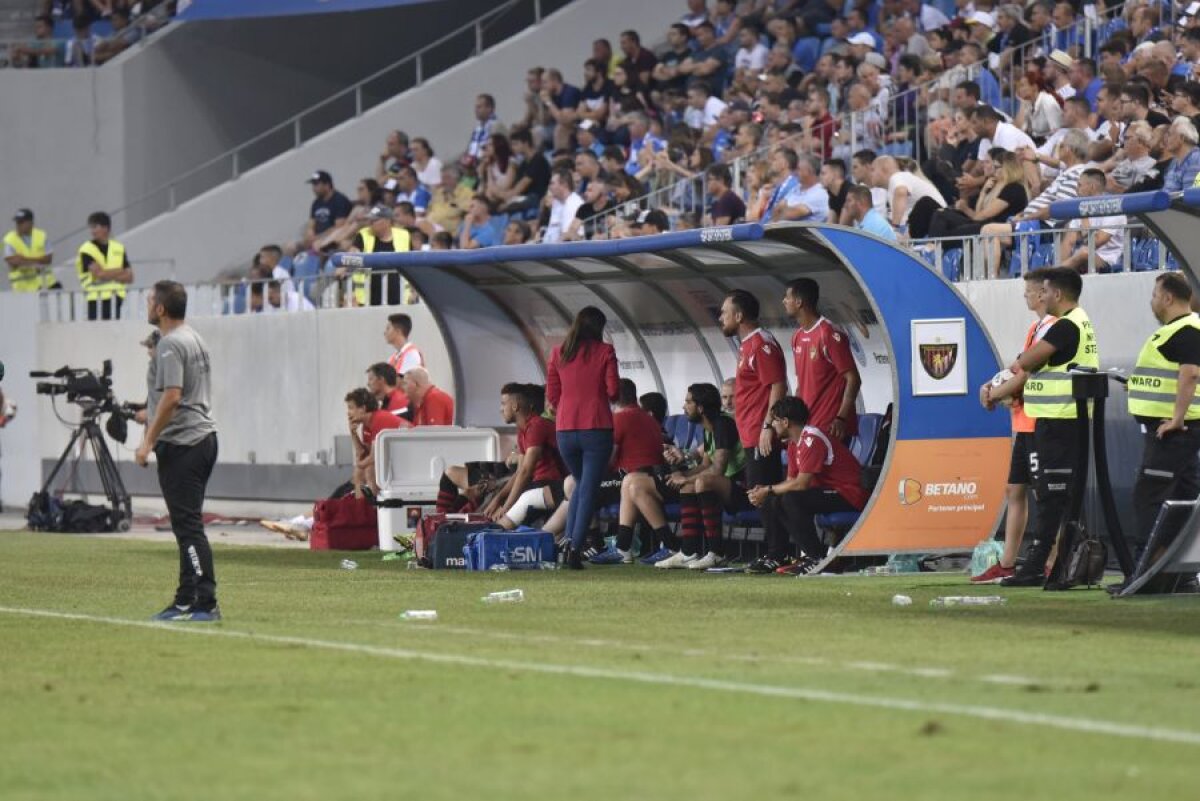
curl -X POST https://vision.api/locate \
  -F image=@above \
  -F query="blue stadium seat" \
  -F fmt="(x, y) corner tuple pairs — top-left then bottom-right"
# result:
(1032, 241), (1057, 268)
(663, 414), (703, 452)
(941, 249), (963, 281)
(1007, 220), (1044, 276)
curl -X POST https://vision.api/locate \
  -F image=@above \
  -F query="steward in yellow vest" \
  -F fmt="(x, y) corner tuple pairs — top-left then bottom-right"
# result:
(4, 208), (54, 292)
(76, 211), (133, 321)
(340, 205), (410, 306)
(1127, 272), (1200, 565)
(1003, 267), (1099, 588)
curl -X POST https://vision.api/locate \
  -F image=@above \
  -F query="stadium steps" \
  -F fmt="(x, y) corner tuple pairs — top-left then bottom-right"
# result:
(0, 0), (37, 44)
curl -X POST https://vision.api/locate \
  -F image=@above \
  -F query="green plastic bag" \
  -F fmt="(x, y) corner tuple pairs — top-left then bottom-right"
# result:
(969, 539), (1005, 577)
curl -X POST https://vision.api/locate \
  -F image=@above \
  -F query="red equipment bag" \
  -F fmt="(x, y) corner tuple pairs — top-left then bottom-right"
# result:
(415, 512), (490, 561)
(310, 495), (378, 550)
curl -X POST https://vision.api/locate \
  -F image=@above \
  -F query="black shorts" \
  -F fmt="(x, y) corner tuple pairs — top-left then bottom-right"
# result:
(1008, 432), (1034, 485)
(723, 471), (751, 512)
(466, 461), (515, 486)
(529, 479), (565, 506)
(596, 472), (624, 507)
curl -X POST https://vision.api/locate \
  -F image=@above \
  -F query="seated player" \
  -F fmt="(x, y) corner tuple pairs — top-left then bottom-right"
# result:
(365, 362), (410, 417)
(589, 378), (668, 564)
(624, 383), (746, 570)
(484, 383), (565, 528)
(745, 397), (869, 575)
(345, 388), (411, 500)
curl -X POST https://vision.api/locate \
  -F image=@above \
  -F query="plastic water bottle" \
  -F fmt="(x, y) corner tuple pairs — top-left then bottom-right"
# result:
(929, 595), (1007, 607)
(399, 610), (438, 620)
(539, 561), (558, 571)
(488, 564), (509, 572)
(892, 594), (913, 606)
(340, 559), (358, 570)
(482, 589), (525, 604)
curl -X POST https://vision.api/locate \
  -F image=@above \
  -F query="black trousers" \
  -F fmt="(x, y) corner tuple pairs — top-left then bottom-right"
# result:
(87, 296), (122, 321)
(369, 271), (402, 306)
(744, 442), (783, 489)
(1027, 417), (1079, 566)
(155, 433), (219, 608)
(1133, 425), (1200, 563)
(763, 488), (855, 560)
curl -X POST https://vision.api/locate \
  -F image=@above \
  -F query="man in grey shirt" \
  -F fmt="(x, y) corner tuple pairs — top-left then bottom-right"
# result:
(135, 281), (221, 622)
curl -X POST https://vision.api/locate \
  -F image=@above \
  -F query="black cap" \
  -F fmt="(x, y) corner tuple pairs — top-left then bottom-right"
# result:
(633, 209), (669, 231)
(306, 170), (333, 185)
(13, 208), (33, 223)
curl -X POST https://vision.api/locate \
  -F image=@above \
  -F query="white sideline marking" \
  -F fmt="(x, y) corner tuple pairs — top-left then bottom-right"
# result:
(3, 605), (1199, 746)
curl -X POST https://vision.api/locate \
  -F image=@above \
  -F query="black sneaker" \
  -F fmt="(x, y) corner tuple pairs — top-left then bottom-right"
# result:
(1001, 563), (1047, 587)
(152, 603), (191, 621)
(745, 556), (783, 574)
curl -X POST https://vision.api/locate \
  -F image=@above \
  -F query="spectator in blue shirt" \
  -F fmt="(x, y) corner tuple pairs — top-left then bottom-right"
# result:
(845, 184), (897, 242)
(540, 68), (583, 152)
(1162, 117), (1200, 191)
(467, 94), (498, 161)
(393, 166), (431, 216)
(458, 196), (501, 249)
(1068, 57), (1103, 113)
(776, 153), (830, 223)
(625, 112), (666, 175)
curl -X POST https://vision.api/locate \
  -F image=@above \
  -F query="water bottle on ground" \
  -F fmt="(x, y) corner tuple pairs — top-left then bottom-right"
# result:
(340, 559), (358, 570)
(929, 595), (1007, 607)
(482, 589), (525, 604)
(400, 610), (438, 620)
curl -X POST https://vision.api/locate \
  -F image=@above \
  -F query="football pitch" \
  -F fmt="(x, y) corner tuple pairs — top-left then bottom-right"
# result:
(3, 531), (1200, 800)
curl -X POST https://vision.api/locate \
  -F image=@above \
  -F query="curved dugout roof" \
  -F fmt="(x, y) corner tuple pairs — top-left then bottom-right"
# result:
(337, 223), (1010, 557)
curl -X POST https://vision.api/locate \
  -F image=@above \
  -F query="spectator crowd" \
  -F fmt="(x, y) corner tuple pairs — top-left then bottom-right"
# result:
(7, 1), (173, 68)
(256, 0), (1200, 303)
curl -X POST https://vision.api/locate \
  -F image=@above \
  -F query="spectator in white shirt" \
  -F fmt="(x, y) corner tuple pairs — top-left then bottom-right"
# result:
(872, 155), (946, 233)
(1060, 169), (1126, 273)
(903, 0), (950, 32)
(1043, 50), (1076, 101)
(734, 22), (769, 76)
(410, 138), (443, 188)
(542, 169), (584, 244)
(684, 81), (728, 133)
(775, 153), (830, 223)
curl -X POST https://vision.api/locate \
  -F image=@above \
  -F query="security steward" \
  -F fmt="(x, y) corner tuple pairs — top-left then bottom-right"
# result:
(76, 211), (133, 320)
(1126, 272), (1200, 564)
(1001, 267), (1099, 588)
(4, 209), (56, 292)
(340, 204), (410, 306)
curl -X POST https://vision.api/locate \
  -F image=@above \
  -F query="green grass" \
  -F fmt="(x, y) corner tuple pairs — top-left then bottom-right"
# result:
(3, 531), (1200, 800)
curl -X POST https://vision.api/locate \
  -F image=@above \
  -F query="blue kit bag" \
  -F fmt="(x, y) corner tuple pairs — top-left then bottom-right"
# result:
(464, 527), (557, 570)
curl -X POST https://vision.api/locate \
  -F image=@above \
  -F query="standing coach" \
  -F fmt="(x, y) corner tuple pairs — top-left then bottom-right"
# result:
(135, 281), (220, 622)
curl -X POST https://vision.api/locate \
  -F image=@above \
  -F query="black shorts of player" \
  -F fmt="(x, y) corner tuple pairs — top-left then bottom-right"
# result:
(1007, 432), (1034, 485)
(466, 461), (515, 486)
(528, 479), (565, 506)
(722, 471), (751, 512)
(596, 472), (625, 508)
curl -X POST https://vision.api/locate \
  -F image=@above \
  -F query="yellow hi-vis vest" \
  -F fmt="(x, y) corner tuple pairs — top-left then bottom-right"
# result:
(1128, 314), (1200, 421)
(353, 227), (410, 305)
(4, 228), (48, 292)
(1023, 305), (1099, 420)
(76, 239), (128, 302)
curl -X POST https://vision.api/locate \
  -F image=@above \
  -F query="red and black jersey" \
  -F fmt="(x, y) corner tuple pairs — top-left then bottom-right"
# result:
(787, 425), (868, 509)
(517, 414), (565, 482)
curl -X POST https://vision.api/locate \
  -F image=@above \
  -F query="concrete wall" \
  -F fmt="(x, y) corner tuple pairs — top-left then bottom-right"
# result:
(114, 0), (684, 285)
(0, 0), (555, 260)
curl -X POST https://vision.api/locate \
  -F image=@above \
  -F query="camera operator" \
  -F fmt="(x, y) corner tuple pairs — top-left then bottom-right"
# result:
(135, 281), (221, 623)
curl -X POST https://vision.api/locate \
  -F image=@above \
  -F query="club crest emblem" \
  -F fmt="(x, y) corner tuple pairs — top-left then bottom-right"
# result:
(919, 342), (958, 380)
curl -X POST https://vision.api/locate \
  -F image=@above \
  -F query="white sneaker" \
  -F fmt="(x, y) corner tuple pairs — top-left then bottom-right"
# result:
(687, 551), (728, 570)
(654, 550), (696, 569)
(618, 548), (634, 564)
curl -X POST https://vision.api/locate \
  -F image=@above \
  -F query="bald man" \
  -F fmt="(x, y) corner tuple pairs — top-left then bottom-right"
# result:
(402, 367), (456, 426)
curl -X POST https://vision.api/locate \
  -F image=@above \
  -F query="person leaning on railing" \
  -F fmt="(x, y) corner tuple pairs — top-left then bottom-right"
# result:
(76, 211), (133, 321)
(4, 209), (56, 292)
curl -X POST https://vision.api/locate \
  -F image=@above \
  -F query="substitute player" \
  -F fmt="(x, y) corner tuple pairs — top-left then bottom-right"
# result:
(783, 277), (861, 441)
(136, 281), (221, 622)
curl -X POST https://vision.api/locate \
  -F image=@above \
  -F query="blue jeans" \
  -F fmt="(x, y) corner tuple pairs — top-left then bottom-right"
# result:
(557, 428), (613, 549)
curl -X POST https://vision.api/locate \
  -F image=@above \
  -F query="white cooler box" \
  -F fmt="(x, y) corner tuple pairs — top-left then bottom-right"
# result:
(373, 426), (500, 551)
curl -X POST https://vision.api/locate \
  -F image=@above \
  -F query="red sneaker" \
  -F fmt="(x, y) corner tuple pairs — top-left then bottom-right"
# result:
(971, 563), (1014, 584)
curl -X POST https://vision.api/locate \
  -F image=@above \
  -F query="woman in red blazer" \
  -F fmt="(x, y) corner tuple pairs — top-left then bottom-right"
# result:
(546, 306), (620, 569)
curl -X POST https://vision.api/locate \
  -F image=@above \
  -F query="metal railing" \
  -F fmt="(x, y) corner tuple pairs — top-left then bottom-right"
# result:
(911, 220), (1180, 282)
(36, 269), (420, 323)
(46, 0), (560, 252)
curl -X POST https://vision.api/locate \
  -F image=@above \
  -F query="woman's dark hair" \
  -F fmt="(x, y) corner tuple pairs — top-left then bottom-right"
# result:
(490, 133), (512, 173)
(561, 306), (607, 363)
(639, 391), (667, 424)
(687, 382), (722, 423)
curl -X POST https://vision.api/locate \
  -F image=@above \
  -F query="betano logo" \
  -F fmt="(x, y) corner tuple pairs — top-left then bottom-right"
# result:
(898, 478), (979, 505)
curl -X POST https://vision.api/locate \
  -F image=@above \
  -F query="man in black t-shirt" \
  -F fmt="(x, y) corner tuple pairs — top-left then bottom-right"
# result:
(652, 23), (692, 101)
(820, 158), (850, 223)
(499, 129), (550, 214)
(565, 174), (615, 241)
(706, 163), (746, 225)
(306, 170), (353, 249)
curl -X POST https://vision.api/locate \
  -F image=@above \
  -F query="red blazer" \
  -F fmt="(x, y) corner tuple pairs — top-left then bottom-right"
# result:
(546, 340), (620, 431)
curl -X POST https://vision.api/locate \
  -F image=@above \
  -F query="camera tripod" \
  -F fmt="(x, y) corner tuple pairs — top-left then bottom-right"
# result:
(39, 411), (132, 532)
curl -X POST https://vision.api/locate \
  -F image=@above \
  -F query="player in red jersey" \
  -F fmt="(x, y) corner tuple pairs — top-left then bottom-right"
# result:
(345, 387), (411, 500)
(783, 278), (861, 441)
(746, 397), (868, 574)
(720, 289), (788, 490)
